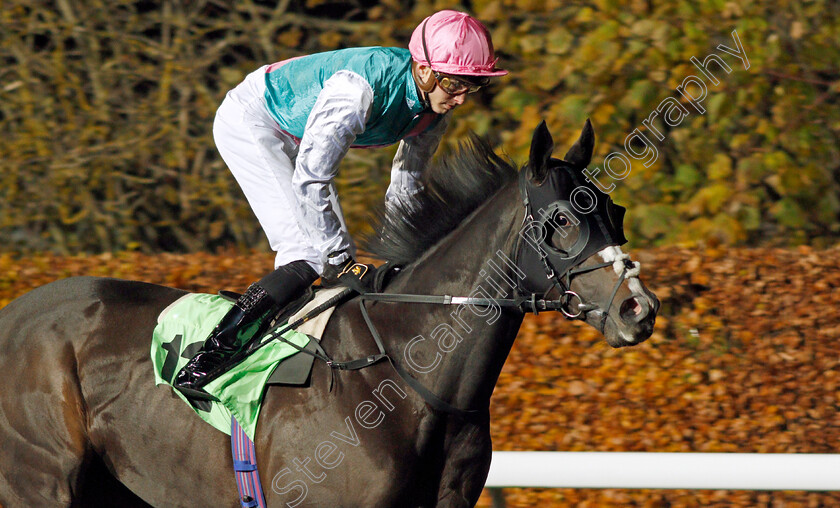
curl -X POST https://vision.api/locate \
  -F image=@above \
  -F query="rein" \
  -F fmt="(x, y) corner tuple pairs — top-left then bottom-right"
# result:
(247, 168), (638, 420)
(249, 285), (584, 420)
(348, 254), (632, 419)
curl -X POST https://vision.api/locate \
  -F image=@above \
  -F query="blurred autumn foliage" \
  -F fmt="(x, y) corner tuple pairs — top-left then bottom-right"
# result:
(0, 245), (838, 506)
(1, 0), (839, 254)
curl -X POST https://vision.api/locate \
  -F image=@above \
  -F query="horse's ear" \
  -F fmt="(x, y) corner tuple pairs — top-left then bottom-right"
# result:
(563, 118), (595, 169)
(528, 120), (554, 183)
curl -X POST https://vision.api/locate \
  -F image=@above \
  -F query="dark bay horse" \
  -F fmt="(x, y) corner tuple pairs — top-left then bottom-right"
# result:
(0, 121), (658, 507)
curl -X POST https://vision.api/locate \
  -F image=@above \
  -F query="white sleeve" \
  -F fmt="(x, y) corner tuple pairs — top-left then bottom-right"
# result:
(291, 70), (373, 271)
(386, 113), (451, 207)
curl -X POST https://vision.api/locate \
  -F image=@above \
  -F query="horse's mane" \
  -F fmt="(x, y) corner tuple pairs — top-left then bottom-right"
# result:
(362, 134), (519, 265)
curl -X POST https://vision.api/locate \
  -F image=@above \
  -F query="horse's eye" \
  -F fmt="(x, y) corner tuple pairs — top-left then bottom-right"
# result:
(545, 211), (580, 254)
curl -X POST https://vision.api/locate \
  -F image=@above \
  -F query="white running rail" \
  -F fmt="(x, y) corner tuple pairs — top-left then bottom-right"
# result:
(484, 451), (840, 506)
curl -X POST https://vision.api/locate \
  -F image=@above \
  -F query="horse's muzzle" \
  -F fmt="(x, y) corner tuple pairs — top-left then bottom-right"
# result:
(602, 291), (659, 348)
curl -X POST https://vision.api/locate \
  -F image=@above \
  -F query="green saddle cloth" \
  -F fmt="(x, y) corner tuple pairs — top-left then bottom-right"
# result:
(151, 293), (310, 440)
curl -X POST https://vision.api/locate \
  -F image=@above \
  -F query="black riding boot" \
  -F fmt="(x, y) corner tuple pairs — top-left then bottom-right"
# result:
(174, 260), (318, 399)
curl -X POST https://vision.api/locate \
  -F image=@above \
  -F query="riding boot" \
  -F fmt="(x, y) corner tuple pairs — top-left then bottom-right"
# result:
(174, 260), (319, 399)
(173, 282), (279, 398)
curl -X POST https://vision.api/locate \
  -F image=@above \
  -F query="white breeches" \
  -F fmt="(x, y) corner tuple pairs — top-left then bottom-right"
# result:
(212, 66), (350, 273)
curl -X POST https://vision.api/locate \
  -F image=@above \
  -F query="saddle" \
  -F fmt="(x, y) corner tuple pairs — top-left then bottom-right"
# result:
(150, 264), (402, 439)
(223, 262), (402, 386)
(151, 286), (343, 437)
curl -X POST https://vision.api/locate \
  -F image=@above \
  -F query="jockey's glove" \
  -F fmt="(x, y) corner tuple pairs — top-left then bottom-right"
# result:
(321, 258), (375, 294)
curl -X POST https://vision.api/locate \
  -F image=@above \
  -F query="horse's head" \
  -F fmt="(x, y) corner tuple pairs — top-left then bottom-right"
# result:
(514, 120), (659, 347)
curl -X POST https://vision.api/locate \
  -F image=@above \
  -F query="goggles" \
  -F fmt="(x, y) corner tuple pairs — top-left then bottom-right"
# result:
(433, 72), (489, 95)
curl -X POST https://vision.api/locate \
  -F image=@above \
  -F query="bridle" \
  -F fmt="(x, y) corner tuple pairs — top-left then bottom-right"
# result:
(512, 162), (637, 332)
(254, 164), (640, 419)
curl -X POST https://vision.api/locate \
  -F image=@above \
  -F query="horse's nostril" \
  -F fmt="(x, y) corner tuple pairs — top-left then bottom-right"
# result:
(619, 296), (648, 324)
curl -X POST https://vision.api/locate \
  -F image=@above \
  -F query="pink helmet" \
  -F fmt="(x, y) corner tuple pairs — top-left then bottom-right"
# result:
(409, 10), (508, 77)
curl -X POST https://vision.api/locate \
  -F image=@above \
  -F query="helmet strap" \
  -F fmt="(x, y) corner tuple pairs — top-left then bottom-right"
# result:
(412, 62), (436, 93)
(415, 17), (437, 104)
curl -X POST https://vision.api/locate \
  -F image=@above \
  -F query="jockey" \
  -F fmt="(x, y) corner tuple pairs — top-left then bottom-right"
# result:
(174, 10), (508, 398)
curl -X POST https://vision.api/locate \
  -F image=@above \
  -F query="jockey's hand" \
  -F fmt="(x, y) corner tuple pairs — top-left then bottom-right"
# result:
(321, 259), (375, 294)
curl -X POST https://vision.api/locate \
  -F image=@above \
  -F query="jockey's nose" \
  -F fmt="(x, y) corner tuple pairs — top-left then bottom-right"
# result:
(452, 93), (466, 105)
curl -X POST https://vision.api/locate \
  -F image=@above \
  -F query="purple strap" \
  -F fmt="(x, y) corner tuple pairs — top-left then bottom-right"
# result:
(231, 418), (267, 508)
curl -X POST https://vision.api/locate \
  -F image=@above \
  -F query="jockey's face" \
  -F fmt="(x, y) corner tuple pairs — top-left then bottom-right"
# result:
(415, 65), (470, 115)
(427, 83), (467, 114)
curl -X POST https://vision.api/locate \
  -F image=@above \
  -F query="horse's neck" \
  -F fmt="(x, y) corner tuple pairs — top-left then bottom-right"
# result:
(383, 183), (525, 412)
